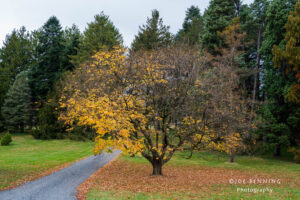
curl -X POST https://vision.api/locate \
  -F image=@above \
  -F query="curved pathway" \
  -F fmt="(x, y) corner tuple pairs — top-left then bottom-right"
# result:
(0, 150), (120, 200)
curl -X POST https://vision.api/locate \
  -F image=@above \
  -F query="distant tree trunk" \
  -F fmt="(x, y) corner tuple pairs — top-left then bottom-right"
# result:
(234, 0), (241, 16)
(263, 135), (267, 145)
(229, 148), (235, 163)
(251, 28), (262, 113)
(274, 146), (281, 157)
(152, 159), (163, 175)
(20, 123), (25, 133)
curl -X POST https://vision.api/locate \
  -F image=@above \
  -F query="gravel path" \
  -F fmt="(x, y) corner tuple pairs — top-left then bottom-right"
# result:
(0, 150), (120, 200)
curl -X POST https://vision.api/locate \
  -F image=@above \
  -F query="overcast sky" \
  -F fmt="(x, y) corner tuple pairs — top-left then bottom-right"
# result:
(0, 0), (254, 47)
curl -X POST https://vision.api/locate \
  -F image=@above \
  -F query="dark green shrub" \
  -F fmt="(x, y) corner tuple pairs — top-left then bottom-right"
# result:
(67, 125), (96, 141)
(1, 133), (12, 146)
(289, 147), (300, 163)
(289, 140), (300, 164)
(32, 97), (64, 140)
(31, 125), (64, 140)
(30, 128), (41, 139)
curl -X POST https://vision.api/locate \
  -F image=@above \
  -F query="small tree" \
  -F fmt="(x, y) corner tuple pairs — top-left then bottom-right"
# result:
(201, 18), (255, 162)
(1, 71), (32, 132)
(1, 133), (12, 146)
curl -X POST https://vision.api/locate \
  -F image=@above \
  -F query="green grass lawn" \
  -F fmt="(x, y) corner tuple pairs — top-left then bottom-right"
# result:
(0, 134), (93, 190)
(87, 151), (300, 200)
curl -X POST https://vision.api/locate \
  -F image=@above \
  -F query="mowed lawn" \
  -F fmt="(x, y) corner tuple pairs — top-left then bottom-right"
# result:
(0, 134), (93, 190)
(85, 151), (300, 200)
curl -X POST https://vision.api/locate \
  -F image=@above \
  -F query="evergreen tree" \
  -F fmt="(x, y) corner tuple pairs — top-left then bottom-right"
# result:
(200, 0), (236, 55)
(272, 0), (300, 146)
(249, 0), (269, 103)
(29, 16), (65, 101)
(273, 0), (300, 104)
(176, 6), (203, 45)
(61, 25), (81, 71)
(131, 10), (172, 52)
(261, 0), (297, 68)
(72, 12), (123, 65)
(32, 89), (64, 140)
(239, 0), (269, 104)
(257, 0), (298, 156)
(1, 71), (32, 133)
(0, 27), (32, 131)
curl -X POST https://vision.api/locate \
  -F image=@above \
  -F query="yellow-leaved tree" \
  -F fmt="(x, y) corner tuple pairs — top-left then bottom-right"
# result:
(59, 42), (254, 174)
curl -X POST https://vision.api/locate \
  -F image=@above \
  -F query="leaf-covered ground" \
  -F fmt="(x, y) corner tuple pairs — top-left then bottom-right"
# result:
(78, 152), (300, 200)
(0, 134), (93, 190)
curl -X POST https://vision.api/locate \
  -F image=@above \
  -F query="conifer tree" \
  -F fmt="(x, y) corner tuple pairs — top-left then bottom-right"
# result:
(0, 27), (32, 131)
(261, 0), (297, 68)
(61, 25), (81, 71)
(131, 10), (172, 52)
(271, 0), (300, 150)
(257, 0), (298, 156)
(29, 16), (65, 101)
(72, 12), (123, 65)
(1, 71), (32, 132)
(239, 0), (269, 106)
(176, 6), (203, 45)
(273, 0), (300, 104)
(200, 0), (236, 55)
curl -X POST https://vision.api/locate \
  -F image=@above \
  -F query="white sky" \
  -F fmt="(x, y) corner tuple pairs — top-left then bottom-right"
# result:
(0, 0), (254, 47)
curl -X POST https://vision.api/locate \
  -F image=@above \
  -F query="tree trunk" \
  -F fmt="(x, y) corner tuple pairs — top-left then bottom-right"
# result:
(229, 148), (235, 163)
(235, 0), (240, 16)
(274, 146), (281, 157)
(20, 123), (25, 133)
(263, 135), (267, 145)
(251, 28), (262, 113)
(152, 160), (163, 175)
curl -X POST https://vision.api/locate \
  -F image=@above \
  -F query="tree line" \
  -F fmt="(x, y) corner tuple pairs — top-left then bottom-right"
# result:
(0, 0), (299, 167)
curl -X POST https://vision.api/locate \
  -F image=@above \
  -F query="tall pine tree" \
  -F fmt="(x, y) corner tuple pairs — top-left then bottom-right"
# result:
(61, 24), (81, 71)
(0, 27), (32, 131)
(131, 10), (172, 52)
(200, 0), (237, 55)
(257, 0), (298, 156)
(29, 16), (65, 101)
(272, 0), (300, 146)
(273, 0), (300, 104)
(176, 6), (204, 45)
(239, 0), (269, 105)
(72, 12), (123, 65)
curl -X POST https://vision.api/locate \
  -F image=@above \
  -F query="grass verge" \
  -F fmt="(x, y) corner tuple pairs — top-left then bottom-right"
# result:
(0, 134), (93, 190)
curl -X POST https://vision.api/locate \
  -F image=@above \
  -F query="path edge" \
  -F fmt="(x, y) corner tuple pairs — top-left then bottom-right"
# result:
(0, 156), (90, 192)
(76, 153), (120, 200)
